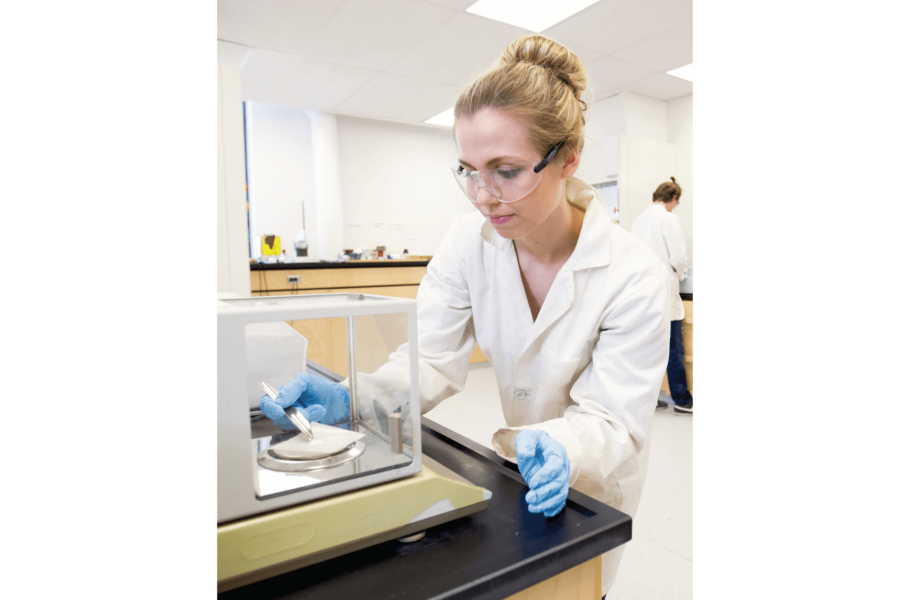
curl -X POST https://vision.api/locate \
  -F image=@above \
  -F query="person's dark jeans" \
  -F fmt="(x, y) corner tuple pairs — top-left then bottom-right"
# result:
(668, 320), (693, 407)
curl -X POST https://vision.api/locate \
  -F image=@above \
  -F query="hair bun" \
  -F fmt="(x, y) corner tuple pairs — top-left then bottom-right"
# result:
(500, 35), (587, 101)
(670, 176), (678, 184)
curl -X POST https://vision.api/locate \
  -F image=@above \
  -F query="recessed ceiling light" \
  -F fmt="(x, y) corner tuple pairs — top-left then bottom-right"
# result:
(667, 64), (693, 82)
(425, 107), (455, 127)
(466, 0), (600, 33)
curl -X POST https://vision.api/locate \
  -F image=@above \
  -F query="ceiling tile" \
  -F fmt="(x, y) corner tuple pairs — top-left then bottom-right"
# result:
(220, 0), (692, 127)
(217, 0), (343, 52)
(385, 11), (532, 86)
(610, 22), (692, 72)
(298, 0), (459, 70)
(545, 0), (692, 55)
(623, 73), (693, 101)
(217, 40), (252, 66)
(584, 56), (657, 98)
(335, 74), (463, 122)
(425, 0), (479, 9)
(240, 49), (377, 111)
(218, 0), (457, 71)
(393, 84), (467, 124)
(565, 42), (602, 66)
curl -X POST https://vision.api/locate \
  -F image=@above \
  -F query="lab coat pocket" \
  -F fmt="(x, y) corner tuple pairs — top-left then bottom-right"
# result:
(535, 348), (587, 418)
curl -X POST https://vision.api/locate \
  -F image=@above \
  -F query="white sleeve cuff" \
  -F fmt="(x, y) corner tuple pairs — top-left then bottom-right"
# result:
(491, 419), (583, 486)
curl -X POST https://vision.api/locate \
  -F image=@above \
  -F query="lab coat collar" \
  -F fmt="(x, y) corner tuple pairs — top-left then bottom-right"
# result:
(479, 178), (613, 343)
(563, 178), (611, 273)
(523, 179), (612, 349)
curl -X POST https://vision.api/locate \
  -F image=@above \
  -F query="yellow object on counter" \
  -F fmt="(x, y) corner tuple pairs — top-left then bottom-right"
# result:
(261, 235), (281, 256)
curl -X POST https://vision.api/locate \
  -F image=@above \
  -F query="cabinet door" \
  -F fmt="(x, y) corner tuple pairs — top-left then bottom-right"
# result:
(576, 134), (619, 185)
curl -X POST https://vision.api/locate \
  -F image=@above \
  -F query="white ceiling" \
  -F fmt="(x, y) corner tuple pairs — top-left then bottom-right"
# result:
(217, 0), (692, 128)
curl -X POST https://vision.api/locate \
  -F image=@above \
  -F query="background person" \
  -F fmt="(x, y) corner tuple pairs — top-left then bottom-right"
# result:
(630, 177), (693, 415)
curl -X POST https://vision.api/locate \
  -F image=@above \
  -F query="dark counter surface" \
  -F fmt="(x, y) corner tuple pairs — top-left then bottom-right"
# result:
(251, 260), (430, 271)
(219, 418), (632, 600)
(680, 293), (692, 301)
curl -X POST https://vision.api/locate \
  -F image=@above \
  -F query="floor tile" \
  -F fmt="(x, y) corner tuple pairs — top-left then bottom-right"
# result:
(609, 533), (693, 600)
(632, 410), (693, 560)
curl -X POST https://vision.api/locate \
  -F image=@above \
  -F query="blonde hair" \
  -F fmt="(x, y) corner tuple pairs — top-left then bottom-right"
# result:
(454, 34), (588, 165)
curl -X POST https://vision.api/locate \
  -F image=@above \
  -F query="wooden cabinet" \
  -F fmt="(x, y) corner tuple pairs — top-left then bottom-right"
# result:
(661, 299), (693, 394)
(250, 266), (488, 375)
(251, 266), (428, 293)
(505, 555), (601, 600)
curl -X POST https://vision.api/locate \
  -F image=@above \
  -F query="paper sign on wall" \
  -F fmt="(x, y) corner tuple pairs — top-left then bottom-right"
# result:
(372, 220), (388, 230)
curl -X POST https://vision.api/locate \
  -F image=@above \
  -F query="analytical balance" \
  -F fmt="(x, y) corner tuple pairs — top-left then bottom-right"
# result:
(217, 293), (491, 592)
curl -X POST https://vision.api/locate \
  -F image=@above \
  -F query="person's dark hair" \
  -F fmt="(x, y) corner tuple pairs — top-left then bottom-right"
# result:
(653, 177), (682, 203)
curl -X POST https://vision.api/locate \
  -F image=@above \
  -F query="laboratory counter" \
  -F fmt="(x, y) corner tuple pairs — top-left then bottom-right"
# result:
(219, 418), (632, 600)
(250, 259), (430, 271)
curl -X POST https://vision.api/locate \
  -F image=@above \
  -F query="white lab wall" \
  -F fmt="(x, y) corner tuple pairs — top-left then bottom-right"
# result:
(624, 92), (669, 142)
(306, 110), (345, 261)
(246, 102), (317, 258)
(668, 95), (693, 265)
(336, 116), (473, 255)
(618, 93), (674, 232)
(576, 91), (692, 262)
(217, 63), (251, 297)
(584, 93), (627, 137)
(619, 137), (677, 231)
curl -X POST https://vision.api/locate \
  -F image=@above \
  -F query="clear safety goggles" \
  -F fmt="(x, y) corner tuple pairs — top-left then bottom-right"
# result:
(452, 140), (565, 204)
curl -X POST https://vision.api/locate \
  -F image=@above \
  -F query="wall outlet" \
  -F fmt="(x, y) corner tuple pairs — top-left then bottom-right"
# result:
(287, 275), (300, 283)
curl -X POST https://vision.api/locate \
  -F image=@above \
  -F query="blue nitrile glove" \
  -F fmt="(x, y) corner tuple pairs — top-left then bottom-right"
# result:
(516, 430), (571, 518)
(259, 373), (350, 430)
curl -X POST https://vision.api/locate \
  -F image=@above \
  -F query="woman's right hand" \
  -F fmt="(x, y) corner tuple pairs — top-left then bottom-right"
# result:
(259, 373), (350, 430)
(515, 430), (571, 517)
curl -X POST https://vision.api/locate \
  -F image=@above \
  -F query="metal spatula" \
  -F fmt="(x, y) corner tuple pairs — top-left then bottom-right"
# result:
(259, 381), (315, 441)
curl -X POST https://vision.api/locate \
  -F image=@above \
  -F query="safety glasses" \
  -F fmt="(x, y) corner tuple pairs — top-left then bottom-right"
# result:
(452, 140), (565, 204)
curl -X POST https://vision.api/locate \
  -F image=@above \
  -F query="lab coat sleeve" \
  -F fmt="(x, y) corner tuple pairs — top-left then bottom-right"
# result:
(340, 219), (477, 423)
(664, 214), (688, 281)
(494, 272), (669, 486)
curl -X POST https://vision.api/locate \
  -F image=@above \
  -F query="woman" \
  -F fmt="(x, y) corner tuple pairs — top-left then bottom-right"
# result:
(261, 35), (670, 597)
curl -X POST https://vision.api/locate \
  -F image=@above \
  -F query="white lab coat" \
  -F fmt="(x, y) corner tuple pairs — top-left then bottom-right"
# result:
(353, 178), (670, 595)
(630, 203), (689, 321)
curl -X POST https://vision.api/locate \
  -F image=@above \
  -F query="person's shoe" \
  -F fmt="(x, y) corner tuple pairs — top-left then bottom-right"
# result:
(674, 401), (693, 416)
(656, 399), (669, 411)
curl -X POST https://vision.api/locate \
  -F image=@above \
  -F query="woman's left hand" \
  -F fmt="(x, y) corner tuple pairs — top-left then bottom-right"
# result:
(515, 430), (570, 517)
